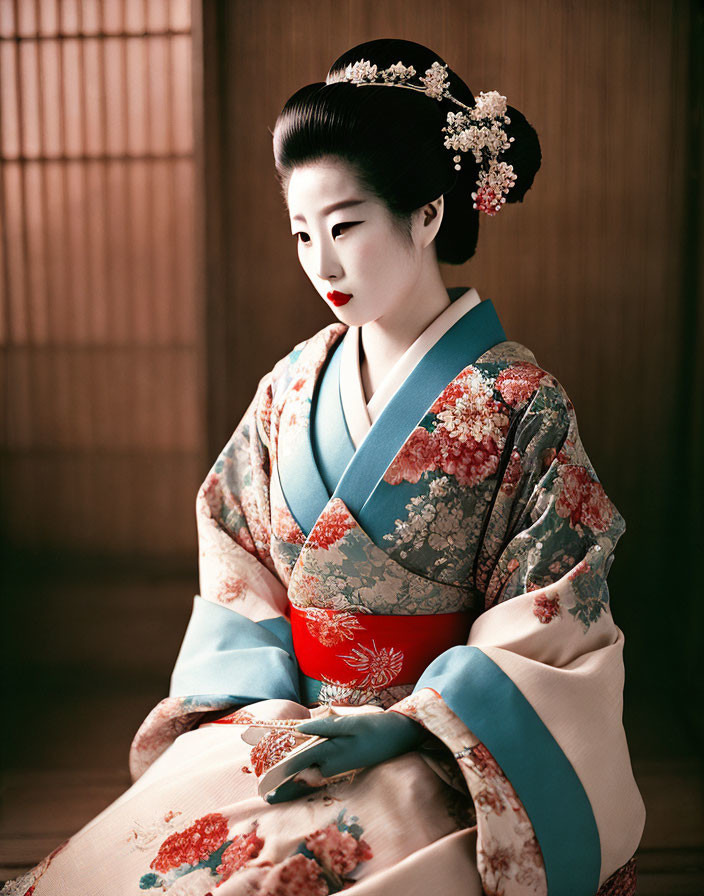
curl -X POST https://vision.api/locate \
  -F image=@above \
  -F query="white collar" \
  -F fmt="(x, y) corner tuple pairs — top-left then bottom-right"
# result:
(339, 287), (482, 448)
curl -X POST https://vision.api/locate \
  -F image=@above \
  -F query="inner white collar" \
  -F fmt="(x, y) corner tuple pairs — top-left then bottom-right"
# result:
(339, 287), (482, 448)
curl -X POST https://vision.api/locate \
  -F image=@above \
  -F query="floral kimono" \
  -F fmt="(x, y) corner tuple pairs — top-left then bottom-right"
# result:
(2, 288), (645, 896)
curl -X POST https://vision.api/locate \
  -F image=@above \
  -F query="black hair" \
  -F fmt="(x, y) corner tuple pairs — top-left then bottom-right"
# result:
(272, 38), (542, 265)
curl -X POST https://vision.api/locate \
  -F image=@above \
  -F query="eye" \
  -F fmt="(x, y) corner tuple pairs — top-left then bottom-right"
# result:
(292, 222), (360, 245)
(332, 221), (359, 238)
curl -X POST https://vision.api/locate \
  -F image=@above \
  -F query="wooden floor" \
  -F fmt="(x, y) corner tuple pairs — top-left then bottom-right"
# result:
(1, 576), (703, 893)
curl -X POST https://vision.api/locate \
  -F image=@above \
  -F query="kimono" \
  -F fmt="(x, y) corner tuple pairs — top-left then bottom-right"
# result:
(2, 287), (646, 896)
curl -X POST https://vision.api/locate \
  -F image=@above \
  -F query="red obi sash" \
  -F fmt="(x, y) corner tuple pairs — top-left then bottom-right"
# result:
(289, 603), (474, 690)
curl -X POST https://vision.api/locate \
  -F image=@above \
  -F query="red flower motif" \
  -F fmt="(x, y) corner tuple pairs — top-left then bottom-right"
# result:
(434, 428), (501, 487)
(567, 558), (590, 582)
(250, 729), (299, 777)
(500, 448), (523, 495)
(532, 592), (561, 624)
(555, 465), (613, 532)
(150, 813), (230, 873)
(215, 825), (265, 884)
(305, 823), (373, 876)
(384, 427), (436, 485)
(468, 743), (503, 779)
(483, 844), (514, 876)
(430, 367), (480, 413)
(385, 425), (502, 488)
(308, 502), (356, 550)
(259, 853), (329, 896)
(473, 787), (506, 815)
(495, 362), (549, 408)
(227, 708), (256, 724)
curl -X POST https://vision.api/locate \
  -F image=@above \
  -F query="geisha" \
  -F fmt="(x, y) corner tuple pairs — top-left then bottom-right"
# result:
(1, 38), (646, 896)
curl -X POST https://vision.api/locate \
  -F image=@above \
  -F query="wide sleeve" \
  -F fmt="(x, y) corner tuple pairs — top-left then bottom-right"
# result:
(129, 367), (302, 781)
(388, 378), (646, 896)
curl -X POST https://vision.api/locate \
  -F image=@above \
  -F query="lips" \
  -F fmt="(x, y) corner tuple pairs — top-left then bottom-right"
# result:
(327, 290), (353, 306)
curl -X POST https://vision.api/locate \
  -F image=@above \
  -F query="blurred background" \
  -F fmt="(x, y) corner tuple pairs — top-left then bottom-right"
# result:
(1, 0), (702, 890)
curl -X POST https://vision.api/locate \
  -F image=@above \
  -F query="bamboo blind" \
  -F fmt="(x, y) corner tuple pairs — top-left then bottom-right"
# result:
(0, 0), (203, 564)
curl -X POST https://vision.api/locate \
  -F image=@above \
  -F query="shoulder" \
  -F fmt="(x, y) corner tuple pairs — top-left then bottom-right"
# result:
(474, 340), (574, 422)
(254, 320), (347, 413)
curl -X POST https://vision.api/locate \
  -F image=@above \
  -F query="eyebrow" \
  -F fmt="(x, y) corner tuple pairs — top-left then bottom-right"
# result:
(291, 198), (366, 223)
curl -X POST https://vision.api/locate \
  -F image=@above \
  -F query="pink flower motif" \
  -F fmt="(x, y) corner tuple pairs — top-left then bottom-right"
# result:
(150, 813), (230, 873)
(215, 825), (265, 884)
(304, 609), (365, 647)
(532, 592), (561, 624)
(384, 427), (436, 485)
(236, 525), (257, 555)
(308, 501), (355, 550)
(259, 853), (329, 896)
(305, 824), (373, 876)
(218, 576), (247, 603)
(555, 465), (613, 532)
(495, 362), (549, 408)
(201, 470), (223, 518)
(339, 640), (404, 689)
(272, 502), (306, 545)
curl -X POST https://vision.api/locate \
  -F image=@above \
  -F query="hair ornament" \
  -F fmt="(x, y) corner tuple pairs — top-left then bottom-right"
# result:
(326, 59), (517, 215)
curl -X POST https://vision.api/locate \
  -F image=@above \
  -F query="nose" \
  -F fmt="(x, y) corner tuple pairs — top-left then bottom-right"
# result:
(315, 238), (343, 282)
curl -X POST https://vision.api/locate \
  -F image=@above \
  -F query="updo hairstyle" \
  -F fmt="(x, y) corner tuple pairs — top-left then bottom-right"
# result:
(272, 38), (542, 265)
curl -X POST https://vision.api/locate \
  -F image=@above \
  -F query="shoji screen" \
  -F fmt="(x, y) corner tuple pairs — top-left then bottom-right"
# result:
(0, 0), (204, 567)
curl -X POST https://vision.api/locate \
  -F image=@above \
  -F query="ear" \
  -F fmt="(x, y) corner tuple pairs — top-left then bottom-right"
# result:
(417, 195), (444, 249)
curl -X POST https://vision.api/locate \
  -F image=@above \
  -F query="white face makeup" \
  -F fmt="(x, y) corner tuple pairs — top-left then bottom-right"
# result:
(287, 157), (439, 328)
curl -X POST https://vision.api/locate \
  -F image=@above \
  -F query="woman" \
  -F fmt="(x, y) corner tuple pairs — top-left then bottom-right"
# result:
(2, 38), (645, 896)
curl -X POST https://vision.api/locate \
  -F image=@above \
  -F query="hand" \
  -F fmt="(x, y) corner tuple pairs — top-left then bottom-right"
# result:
(265, 710), (426, 803)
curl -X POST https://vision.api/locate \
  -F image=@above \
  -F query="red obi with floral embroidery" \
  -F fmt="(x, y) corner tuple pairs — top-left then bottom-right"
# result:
(289, 603), (474, 690)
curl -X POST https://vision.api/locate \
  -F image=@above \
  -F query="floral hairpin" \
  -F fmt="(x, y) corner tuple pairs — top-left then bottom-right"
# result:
(326, 59), (517, 215)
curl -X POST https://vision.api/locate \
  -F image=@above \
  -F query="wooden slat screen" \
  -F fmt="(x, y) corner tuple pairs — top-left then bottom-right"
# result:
(0, 0), (203, 566)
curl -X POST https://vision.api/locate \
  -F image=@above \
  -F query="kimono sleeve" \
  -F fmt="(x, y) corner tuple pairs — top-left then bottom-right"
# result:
(128, 368), (301, 782)
(389, 379), (646, 896)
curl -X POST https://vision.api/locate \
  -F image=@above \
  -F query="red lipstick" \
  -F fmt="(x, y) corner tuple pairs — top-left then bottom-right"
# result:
(327, 290), (353, 306)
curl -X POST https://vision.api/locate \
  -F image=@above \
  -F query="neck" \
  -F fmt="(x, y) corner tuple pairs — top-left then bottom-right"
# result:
(359, 264), (451, 402)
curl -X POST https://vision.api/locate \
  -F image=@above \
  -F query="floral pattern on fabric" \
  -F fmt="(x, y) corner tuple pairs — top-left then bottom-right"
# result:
(289, 497), (475, 617)
(139, 815), (265, 891)
(388, 687), (547, 895)
(135, 808), (372, 895)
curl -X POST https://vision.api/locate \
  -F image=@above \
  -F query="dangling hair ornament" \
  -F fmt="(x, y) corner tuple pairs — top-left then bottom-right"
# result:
(326, 59), (517, 216)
